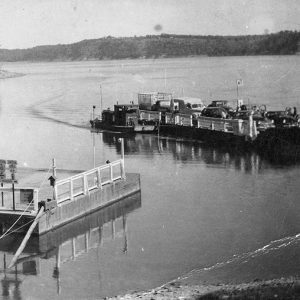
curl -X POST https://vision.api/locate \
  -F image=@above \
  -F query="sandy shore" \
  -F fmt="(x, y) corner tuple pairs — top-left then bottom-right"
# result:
(0, 69), (24, 79)
(108, 277), (300, 299)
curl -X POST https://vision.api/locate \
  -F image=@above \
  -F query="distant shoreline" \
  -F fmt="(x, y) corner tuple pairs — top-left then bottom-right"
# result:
(0, 69), (25, 79)
(0, 31), (299, 62)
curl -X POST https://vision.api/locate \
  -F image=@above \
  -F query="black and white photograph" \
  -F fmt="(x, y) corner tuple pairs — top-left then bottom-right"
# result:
(0, 0), (299, 299)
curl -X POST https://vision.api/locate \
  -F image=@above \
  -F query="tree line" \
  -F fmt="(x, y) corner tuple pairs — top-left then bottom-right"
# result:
(0, 31), (299, 62)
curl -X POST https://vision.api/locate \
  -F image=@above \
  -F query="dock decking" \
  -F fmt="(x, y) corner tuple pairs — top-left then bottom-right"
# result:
(0, 146), (141, 235)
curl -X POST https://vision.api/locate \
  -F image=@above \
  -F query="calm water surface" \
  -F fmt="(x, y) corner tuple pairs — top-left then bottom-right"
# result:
(0, 56), (299, 299)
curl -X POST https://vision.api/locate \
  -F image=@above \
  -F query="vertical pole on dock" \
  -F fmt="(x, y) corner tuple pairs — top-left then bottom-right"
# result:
(93, 132), (96, 168)
(120, 138), (125, 179)
(52, 158), (57, 200)
(1, 182), (3, 207)
(12, 173), (15, 211)
(100, 84), (103, 117)
(92, 105), (95, 121)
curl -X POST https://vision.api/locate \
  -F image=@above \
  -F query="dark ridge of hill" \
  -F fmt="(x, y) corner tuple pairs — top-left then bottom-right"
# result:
(0, 31), (299, 62)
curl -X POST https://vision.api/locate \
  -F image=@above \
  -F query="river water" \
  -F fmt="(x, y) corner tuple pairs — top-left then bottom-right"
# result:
(0, 56), (299, 299)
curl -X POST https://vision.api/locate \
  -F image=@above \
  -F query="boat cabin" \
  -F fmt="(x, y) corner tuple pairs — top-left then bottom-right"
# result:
(101, 108), (115, 125)
(114, 104), (140, 126)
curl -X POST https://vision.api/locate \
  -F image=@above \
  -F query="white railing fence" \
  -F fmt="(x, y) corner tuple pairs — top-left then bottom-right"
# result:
(139, 110), (161, 122)
(163, 112), (256, 138)
(55, 159), (125, 205)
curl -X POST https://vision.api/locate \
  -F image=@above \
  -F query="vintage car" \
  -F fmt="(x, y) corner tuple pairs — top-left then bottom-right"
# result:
(265, 107), (299, 127)
(207, 100), (235, 117)
(201, 107), (228, 119)
(233, 110), (275, 131)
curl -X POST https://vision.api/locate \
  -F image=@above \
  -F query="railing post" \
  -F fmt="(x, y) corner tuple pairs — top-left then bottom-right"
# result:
(97, 168), (103, 189)
(120, 138), (126, 179)
(83, 174), (88, 195)
(70, 179), (73, 201)
(54, 186), (58, 202)
(110, 164), (113, 182)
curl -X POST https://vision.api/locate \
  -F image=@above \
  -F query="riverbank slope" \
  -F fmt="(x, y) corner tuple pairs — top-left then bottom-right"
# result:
(108, 277), (300, 299)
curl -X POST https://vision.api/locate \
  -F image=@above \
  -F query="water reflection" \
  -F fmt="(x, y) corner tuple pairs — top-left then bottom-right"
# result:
(97, 131), (266, 173)
(0, 192), (141, 298)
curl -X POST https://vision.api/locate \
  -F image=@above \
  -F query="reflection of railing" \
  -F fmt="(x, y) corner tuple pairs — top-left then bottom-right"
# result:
(55, 159), (125, 205)
(59, 215), (126, 264)
(0, 187), (39, 212)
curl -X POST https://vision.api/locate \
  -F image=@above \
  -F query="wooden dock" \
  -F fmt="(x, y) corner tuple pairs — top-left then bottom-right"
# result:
(0, 140), (141, 235)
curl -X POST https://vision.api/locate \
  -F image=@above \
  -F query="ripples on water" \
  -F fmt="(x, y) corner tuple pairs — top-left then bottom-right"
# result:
(0, 57), (299, 299)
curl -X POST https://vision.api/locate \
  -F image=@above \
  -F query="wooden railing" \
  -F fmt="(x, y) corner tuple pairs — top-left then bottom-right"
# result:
(164, 112), (257, 138)
(55, 159), (125, 205)
(139, 110), (161, 122)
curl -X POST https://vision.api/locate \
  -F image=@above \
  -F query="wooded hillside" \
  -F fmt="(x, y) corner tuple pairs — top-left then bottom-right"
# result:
(0, 31), (299, 62)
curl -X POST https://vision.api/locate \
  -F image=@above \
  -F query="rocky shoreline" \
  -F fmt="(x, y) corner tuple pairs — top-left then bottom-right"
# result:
(0, 69), (24, 79)
(108, 277), (300, 299)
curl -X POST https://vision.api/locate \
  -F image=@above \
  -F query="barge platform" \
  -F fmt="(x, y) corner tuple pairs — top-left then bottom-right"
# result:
(0, 140), (141, 235)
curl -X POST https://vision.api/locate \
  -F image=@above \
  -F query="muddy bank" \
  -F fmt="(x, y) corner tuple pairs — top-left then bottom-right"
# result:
(108, 277), (300, 299)
(0, 69), (24, 79)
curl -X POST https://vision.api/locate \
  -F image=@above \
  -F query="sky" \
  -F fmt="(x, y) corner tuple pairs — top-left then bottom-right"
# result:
(0, 0), (299, 49)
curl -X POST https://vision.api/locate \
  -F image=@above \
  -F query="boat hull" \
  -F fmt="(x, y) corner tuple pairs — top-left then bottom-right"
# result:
(90, 120), (157, 133)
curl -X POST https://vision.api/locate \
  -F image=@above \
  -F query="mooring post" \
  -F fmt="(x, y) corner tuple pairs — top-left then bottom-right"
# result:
(92, 105), (96, 121)
(119, 138), (125, 179)
(52, 158), (57, 200)
(12, 173), (16, 211)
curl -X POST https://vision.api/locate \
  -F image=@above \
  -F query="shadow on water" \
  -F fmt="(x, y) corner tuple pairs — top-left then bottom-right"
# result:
(0, 192), (141, 298)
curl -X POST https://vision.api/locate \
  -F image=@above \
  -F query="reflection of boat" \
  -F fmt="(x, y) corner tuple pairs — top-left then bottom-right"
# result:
(99, 131), (265, 172)
(90, 104), (159, 133)
(0, 192), (141, 297)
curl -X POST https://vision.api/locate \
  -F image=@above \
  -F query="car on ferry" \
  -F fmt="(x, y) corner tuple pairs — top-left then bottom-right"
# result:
(233, 108), (275, 132)
(265, 107), (299, 128)
(201, 106), (228, 119)
(207, 100), (235, 117)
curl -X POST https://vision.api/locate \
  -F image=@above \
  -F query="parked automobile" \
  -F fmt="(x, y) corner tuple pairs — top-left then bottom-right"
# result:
(208, 100), (235, 117)
(233, 110), (275, 131)
(265, 108), (299, 127)
(201, 107), (228, 119)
